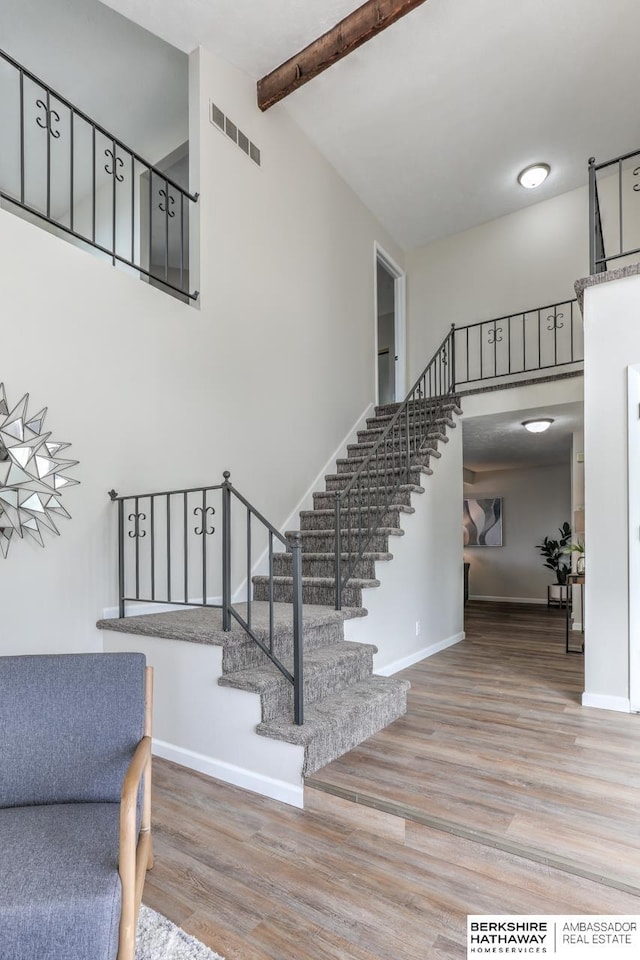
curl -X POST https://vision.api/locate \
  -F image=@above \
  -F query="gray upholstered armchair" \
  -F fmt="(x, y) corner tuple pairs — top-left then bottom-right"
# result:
(0, 653), (153, 960)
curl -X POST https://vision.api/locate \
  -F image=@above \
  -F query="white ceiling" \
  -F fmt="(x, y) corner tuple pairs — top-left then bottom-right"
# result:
(99, 0), (640, 249)
(463, 402), (583, 474)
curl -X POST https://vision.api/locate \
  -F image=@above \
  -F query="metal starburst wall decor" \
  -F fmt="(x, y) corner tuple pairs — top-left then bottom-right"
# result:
(0, 383), (79, 557)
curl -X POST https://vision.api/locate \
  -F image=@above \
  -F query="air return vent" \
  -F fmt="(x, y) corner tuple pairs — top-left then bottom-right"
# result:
(209, 101), (261, 167)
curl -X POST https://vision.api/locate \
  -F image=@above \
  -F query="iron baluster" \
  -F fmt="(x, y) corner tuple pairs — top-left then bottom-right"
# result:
(117, 496), (125, 618)
(19, 70), (24, 204)
(290, 531), (304, 726)
(183, 491), (188, 603)
(619, 158), (623, 256)
(222, 472), (231, 630)
(150, 496), (155, 601)
(247, 507), (252, 630)
(70, 108), (74, 232)
(166, 494), (171, 603)
(92, 125), (96, 243)
(130, 154), (135, 265)
(268, 531), (274, 653)
(334, 491), (342, 610)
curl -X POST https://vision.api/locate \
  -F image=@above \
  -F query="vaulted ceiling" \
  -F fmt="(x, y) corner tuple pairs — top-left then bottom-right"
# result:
(100, 0), (640, 250)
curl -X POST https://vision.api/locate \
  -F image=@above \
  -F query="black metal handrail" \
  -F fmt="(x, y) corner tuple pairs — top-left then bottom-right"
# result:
(335, 326), (455, 608)
(589, 150), (640, 275)
(108, 472), (304, 724)
(453, 297), (582, 388)
(0, 47), (199, 301)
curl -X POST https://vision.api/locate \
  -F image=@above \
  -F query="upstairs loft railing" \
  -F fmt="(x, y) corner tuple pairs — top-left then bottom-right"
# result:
(108, 473), (304, 724)
(335, 327), (456, 608)
(334, 295), (584, 604)
(453, 297), (582, 388)
(589, 149), (640, 276)
(0, 48), (199, 301)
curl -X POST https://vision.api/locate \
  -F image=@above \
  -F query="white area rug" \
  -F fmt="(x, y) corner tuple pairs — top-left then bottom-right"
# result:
(137, 904), (224, 960)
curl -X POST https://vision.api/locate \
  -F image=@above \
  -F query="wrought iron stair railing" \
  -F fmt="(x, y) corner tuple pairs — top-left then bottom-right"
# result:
(0, 47), (199, 301)
(108, 473), (304, 724)
(334, 326), (456, 608)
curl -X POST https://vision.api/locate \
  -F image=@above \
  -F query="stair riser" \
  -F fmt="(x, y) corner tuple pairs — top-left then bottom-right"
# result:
(300, 509), (402, 531)
(221, 620), (345, 673)
(313, 489), (412, 510)
(336, 451), (436, 474)
(226, 648), (376, 722)
(347, 440), (440, 459)
(325, 469), (426, 491)
(254, 580), (364, 607)
(302, 684), (408, 774)
(296, 532), (394, 553)
(374, 399), (460, 418)
(272, 554), (378, 579)
(358, 423), (452, 443)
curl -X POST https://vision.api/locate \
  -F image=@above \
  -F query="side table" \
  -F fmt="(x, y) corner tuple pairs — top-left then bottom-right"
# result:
(565, 574), (585, 655)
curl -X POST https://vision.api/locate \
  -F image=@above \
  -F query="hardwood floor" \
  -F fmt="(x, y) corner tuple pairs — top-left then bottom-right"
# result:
(143, 602), (640, 959)
(308, 601), (640, 892)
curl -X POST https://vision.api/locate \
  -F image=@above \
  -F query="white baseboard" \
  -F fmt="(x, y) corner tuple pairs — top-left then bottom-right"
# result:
(375, 632), (465, 676)
(469, 595), (547, 605)
(581, 693), (631, 713)
(152, 738), (304, 808)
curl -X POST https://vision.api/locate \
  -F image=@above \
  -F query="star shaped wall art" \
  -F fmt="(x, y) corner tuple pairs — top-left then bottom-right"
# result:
(0, 383), (79, 557)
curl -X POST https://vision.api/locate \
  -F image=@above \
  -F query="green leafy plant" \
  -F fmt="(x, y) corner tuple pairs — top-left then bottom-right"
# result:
(536, 522), (572, 585)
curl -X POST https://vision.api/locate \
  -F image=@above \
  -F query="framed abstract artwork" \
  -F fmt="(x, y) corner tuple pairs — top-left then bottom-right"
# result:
(463, 497), (502, 547)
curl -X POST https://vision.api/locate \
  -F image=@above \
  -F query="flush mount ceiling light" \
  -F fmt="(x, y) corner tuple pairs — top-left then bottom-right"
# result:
(522, 418), (554, 433)
(518, 163), (551, 189)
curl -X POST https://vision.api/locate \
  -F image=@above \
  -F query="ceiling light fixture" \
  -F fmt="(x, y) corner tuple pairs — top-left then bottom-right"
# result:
(518, 163), (551, 189)
(522, 418), (554, 433)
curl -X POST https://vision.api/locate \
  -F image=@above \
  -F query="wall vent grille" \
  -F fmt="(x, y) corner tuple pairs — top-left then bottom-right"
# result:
(210, 101), (261, 167)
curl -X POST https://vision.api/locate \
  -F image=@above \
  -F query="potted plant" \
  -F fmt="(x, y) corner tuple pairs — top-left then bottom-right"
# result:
(537, 522), (572, 599)
(568, 539), (585, 575)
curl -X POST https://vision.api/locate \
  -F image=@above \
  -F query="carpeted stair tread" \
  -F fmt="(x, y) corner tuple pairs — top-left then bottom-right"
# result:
(257, 675), (410, 775)
(96, 601), (363, 645)
(219, 641), (377, 720)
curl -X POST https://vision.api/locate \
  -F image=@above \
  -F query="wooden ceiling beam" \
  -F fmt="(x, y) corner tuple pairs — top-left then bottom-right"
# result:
(257, 0), (429, 111)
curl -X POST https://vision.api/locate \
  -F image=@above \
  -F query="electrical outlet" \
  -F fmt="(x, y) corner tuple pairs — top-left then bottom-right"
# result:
(415, 620), (421, 636)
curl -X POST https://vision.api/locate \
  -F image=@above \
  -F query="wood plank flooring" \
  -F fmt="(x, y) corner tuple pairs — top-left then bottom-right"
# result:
(143, 602), (640, 959)
(308, 601), (640, 892)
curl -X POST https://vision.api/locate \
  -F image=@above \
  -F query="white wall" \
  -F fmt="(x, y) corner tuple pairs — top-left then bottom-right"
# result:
(345, 422), (464, 672)
(583, 272), (640, 711)
(406, 185), (590, 381)
(463, 463), (571, 603)
(0, 42), (403, 656)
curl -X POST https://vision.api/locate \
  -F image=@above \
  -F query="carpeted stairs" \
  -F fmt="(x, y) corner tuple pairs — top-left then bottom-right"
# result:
(233, 396), (461, 772)
(99, 397), (461, 780)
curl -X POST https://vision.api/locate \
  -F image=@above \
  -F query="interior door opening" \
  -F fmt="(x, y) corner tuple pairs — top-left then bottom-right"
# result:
(375, 247), (405, 406)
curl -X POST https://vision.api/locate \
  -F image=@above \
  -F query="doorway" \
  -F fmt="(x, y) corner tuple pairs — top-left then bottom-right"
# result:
(375, 245), (405, 406)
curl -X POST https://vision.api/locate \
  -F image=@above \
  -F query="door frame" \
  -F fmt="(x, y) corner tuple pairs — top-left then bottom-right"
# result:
(374, 243), (406, 404)
(628, 364), (640, 712)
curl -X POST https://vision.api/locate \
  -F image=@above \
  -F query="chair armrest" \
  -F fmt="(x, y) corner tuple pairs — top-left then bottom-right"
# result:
(118, 736), (152, 960)
(120, 736), (152, 825)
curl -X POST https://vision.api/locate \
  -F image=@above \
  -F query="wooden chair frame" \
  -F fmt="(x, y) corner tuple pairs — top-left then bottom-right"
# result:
(117, 666), (153, 960)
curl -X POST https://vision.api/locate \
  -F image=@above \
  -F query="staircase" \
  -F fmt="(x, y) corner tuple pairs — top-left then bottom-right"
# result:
(228, 395), (462, 773)
(99, 381), (461, 793)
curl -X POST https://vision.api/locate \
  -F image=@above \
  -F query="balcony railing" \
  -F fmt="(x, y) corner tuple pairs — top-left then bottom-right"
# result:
(589, 150), (640, 276)
(0, 48), (199, 301)
(453, 298), (582, 389)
